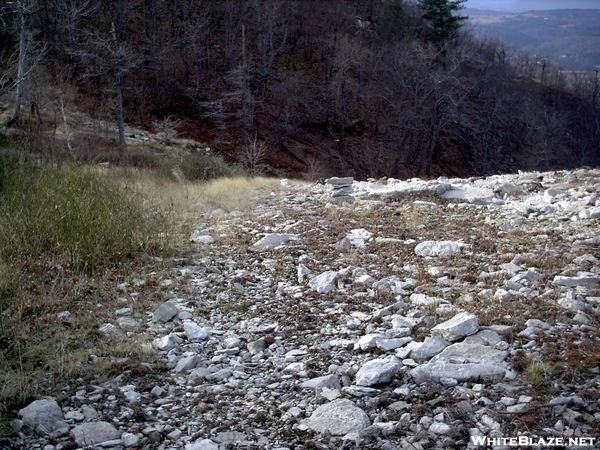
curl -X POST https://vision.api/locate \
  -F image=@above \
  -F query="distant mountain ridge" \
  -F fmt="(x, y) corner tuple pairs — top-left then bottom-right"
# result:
(465, 0), (600, 12)
(466, 7), (600, 70)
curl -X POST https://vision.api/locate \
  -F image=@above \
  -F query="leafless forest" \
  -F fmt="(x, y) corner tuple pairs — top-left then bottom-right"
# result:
(1, 0), (599, 179)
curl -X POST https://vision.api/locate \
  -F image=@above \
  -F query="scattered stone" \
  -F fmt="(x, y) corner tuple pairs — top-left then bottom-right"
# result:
(153, 333), (184, 351)
(185, 439), (219, 450)
(308, 271), (338, 293)
(57, 311), (72, 324)
(410, 336), (449, 363)
(247, 338), (267, 354)
(355, 357), (401, 386)
(183, 321), (209, 341)
(300, 375), (341, 391)
(334, 237), (352, 251)
(342, 386), (381, 397)
(122, 432), (140, 448)
(304, 399), (370, 436)
(190, 231), (214, 244)
(431, 312), (479, 341)
(18, 399), (64, 434)
(70, 422), (120, 447)
(553, 273), (600, 287)
(414, 240), (462, 257)
(253, 233), (299, 250)
(173, 354), (202, 373)
(153, 301), (178, 323)
(213, 431), (248, 444)
(98, 323), (119, 335)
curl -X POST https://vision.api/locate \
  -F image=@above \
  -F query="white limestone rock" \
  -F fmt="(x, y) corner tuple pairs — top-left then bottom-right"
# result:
(173, 354), (202, 373)
(153, 301), (178, 323)
(430, 343), (508, 365)
(253, 233), (299, 250)
(70, 422), (121, 447)
(431, 312), (479, 342)
(300, 374), (342, 391)
(355, 356), (402, 386)
(185, 439), (219, 450)
(326, 177), (354, 185)
(463, 329), (503, 346)
(18, 399), (65, 434)
(410, 341), (509, 383)
(358, 333), (386, 351)
(410, 336), (449, 363)
(183, 321), (209, 341)
(122, 432), (140, 448)
(410, 362), (507, 384)
(440, 186), (495, 204)
(414, 240), (462, 257)
(190, 231), (214, 244)
(304, 399), (371, 436)
(309, 271), (338, 293)
(376, 337), (412, 352)
(553, 272), (599, 287)
(153, 333), (184, 351)
(298, 263), (312, 283)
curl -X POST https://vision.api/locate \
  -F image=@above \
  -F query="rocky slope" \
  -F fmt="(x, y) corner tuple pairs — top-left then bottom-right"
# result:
(6, 169), (600, 449)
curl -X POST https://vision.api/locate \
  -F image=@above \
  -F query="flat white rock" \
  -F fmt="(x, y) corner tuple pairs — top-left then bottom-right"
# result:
(253, 233), (299, 250)
(414, 240), (462, 257)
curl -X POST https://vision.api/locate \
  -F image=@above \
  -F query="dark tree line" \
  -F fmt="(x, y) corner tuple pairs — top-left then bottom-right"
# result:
(1, 0), (599, 178)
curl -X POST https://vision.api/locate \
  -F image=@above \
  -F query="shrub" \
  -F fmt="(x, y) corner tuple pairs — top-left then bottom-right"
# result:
(158, 150), (246, 182)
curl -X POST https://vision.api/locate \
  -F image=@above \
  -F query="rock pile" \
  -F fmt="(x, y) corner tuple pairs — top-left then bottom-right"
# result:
(325, 177), (354, 198)
(7, 169), (600, 449)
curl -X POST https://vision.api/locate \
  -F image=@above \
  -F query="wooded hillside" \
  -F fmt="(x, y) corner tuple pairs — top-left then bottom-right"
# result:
(1, 0), (599, 179)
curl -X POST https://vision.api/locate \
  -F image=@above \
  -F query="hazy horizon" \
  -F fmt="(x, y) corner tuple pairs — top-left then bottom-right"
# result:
(464, 0), (600, 12)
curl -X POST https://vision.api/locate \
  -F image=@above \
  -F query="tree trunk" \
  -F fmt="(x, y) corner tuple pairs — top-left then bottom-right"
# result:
(7, 5), (27, 128)
(241, 24), (248, 152)
(116, 81), (126, 155)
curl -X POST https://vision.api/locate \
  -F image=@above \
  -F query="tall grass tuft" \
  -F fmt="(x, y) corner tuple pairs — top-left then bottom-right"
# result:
(0, 148), (169, 430)
(0, 151), (167, 275)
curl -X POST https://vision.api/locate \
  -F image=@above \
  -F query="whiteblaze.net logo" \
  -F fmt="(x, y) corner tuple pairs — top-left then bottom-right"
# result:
(470, 436), (597, 447)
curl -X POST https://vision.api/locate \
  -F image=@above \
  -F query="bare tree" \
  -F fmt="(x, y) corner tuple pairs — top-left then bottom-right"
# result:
(153, 116), (183, 145)
(198, 99), (227, 152)
(75, 0), (139, 155)
(240, 134), (267, 176)
(252, 0), (289, 103)
(2, 0), (44, 128)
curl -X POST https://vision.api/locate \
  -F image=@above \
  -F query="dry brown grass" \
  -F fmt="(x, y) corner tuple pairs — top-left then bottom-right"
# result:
(114, 169), (294, 222)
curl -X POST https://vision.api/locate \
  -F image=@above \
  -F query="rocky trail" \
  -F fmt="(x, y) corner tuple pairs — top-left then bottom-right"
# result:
(6, 169), (600, 449)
